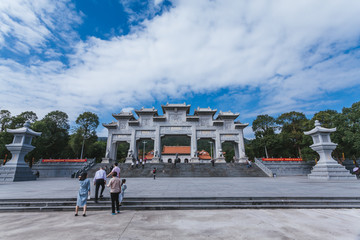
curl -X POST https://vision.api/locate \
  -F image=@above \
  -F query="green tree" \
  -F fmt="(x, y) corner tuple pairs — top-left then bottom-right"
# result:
(340, 102), (360, 158)
(9, 111), (38, 129)
(75, 112), (99, 159)
(276, 111), (309, 159)
(88, 140), (107, 162)
(28, 111), (70, 160)
(0, 110), (11, 132)
(0, 131), (12, 160)
(309, 110), (342, 159)
(252, 114), (278, 158)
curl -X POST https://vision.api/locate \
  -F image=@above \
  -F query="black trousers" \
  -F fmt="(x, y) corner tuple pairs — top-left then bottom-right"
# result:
(110, 192), (120, 213)
(95, 179), (105, 201)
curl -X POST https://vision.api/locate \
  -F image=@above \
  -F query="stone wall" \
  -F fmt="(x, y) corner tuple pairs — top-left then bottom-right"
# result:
(257, 159), (315, 176)
(32, 159), (95, 178)
(341, 159), (360, 173)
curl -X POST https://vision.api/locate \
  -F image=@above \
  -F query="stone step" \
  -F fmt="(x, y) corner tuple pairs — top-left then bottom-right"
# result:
(88, 163), (268, 178)
(1, 204), (360, 212)
(1, 200), (360, 207)
(1, 197), (360, 212)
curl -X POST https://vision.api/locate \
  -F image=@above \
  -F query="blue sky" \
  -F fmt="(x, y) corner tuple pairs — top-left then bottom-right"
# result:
(1, 0), (360, 138)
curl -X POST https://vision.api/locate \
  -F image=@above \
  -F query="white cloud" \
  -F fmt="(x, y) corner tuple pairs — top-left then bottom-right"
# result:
(1, 0), (360, 124)
(0, 0), (81, 54)
(243, 126), (255, 140)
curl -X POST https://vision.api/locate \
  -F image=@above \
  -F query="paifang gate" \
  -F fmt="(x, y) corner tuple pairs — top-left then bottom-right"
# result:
(103, 103), (248, 163)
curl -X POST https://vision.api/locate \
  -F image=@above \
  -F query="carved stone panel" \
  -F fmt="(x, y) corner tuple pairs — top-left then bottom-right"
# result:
(200, 119), (208, 126)
(160, 126), (191, 135)
(197, 130), (216, 139)
(136, 130), (155, 139)
(224, 122), (232, 129)
(113, 134), (131, 142)
(141, 118), (152, 126)
(169, 113), (184, 123)
(220, 134), (238, 142)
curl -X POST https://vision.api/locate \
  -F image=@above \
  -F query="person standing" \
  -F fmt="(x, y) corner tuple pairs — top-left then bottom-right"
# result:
(107, 172), (121, 215)
(119, 179), (127, 206)
(75, 172), (90, 217)
(153, 167), (157, 180)
(93, 166), (107, 203)
(107, 162), (120, 178)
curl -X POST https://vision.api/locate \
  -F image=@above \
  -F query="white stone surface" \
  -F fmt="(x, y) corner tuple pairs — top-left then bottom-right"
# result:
(0, 209), (359, 240)
(104, 103), (248, 162)
(304, 120), (355, 180)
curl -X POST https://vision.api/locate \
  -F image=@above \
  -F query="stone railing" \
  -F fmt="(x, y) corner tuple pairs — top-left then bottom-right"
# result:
(75, 158), (96, 178)
(254, 158), (273, 177)
(257, 158), (315, 176)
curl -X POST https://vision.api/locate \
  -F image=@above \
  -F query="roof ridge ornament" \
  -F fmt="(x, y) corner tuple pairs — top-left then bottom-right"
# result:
(24, 120), (31, 128)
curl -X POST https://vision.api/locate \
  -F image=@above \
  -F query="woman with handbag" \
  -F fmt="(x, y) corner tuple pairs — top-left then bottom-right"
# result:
(75, 172), (90, 217)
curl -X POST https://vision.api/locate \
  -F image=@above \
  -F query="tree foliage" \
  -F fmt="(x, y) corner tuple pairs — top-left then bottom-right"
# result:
(0, 110), (11, 131)
(28, 111), (70, 160)
(1, 100), (360, 163)
(246, 101), (360, 160)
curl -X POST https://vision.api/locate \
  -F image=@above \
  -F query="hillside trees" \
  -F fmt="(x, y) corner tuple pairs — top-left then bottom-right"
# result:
(29, 111), (70, 159)
(73, 112), (100, 159)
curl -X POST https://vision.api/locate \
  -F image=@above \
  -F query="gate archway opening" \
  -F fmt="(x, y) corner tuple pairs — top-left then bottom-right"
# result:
(221, 141), (236, 163)
(136, 138), (154, 162)
(161, 135), (190, 163)
(115, 141), (130, 163)
(197, 138), (214, 162)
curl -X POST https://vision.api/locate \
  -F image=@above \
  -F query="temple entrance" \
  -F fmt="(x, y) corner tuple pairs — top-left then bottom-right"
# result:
(197, 138), (214, 162)
(161, 135), (190, 163)
(136, 138), (154, 162)
(221, 141), (236, 162)
(103, 103), (248, 163)
(115, 141), (130, 163)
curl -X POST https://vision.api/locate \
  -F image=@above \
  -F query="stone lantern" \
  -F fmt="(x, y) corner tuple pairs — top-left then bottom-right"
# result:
(304, 120), (355, 180)
(0, 121), (41, 181)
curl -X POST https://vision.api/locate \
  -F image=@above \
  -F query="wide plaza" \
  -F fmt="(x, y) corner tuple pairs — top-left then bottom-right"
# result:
(1, 176), (360, 199)
(1, 177), (360, 239)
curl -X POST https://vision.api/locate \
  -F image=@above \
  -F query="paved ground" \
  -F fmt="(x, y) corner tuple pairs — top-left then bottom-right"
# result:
(1, 209), (359, 240)
(1, 177), (360, 239)
(1, 176), (360, 199)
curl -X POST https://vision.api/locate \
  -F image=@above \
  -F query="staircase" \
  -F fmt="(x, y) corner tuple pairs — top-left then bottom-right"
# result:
(88, 163), (268, 178)
(1, 197), (360, 212)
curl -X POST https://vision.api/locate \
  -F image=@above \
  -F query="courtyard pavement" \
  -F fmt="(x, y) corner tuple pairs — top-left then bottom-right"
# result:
(0, 209), (359, 240)
(0, 176), (360, 199)
(1, 177), (360, 240)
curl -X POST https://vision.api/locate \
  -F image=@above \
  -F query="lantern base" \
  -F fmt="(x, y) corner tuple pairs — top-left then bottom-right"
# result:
(0, 164), (37, 182)
(308, 161), (356, 180)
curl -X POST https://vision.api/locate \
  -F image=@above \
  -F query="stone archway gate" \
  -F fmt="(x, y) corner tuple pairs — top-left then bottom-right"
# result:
(103, 103), (248, 163)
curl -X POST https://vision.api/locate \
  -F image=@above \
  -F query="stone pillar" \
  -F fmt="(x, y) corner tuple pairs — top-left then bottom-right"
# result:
(102, 133), (113, 163)
(125, 130), (136, 163)
(0, 121), (41, 181)
(215, 132), (225, 162)
(234, 143), (240, 160)
(304, 120), (355, 180)
(237, 130), (247, 163)
(135, 140), (140, 160)
(190, 127), (199, 162)
(152, 126), (161, 163)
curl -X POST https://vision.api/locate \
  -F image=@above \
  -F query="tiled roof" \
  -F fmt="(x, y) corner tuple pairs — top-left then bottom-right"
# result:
(145, 148), (212, 160)
(198, 150), (211, 160)
(162, 146), (191, 154)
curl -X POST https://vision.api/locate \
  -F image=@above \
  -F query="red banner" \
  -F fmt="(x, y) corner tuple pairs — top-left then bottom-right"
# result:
(262, 158), (302, 161)
(42, 159), (87, 163)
